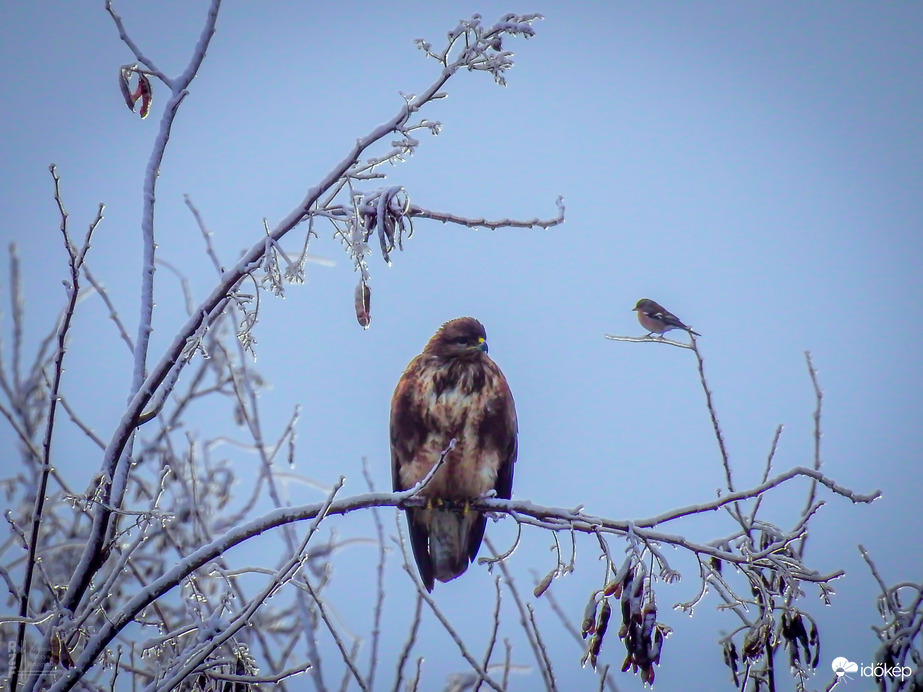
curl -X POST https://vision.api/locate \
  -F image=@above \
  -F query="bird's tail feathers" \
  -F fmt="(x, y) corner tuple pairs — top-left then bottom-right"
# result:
(428, 508), (479, 584)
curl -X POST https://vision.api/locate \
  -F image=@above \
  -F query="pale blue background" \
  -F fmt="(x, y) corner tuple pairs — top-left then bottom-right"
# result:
(1, 2), (921, 690)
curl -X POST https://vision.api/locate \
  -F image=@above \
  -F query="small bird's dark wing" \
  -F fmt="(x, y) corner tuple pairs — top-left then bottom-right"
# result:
(651, 306), (700, 336)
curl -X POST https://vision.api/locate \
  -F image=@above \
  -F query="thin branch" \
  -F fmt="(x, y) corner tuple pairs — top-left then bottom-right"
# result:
(747, 425), (784, 528)
(527, 604), (558, 692)
(392, 593), (424, 692)
(145, 479), (342, 692)
(796, 351), (823, 559)
(485, 537), (555, 692)
(630, 465), (879, 528)
(184, 194), (224, 275)
(406, 196), (564, 230)
(396, 517), (504, 692)
(474, 577), (504, 692)
(361, 458), (387, 691)
(603, 333), (693, 349)
(303, 580), (370, 692)
(81, 264), (134, 353)
(42, 10), (224, 677)
(54, 24), (545, 665)
(105, 0), (171, 86)
(11, 166), (102, 692)
(689, 339), (735, 497)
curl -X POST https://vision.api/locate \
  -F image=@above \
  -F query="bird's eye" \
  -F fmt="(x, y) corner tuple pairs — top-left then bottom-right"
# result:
(453, 337), (469, 346)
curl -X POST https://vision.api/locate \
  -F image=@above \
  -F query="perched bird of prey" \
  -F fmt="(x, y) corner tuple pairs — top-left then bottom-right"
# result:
(633, 298), (701, 337)
(390, 317), (518, 591)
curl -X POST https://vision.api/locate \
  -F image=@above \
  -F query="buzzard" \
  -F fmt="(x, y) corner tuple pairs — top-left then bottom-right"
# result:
(390, 317), (518, 591)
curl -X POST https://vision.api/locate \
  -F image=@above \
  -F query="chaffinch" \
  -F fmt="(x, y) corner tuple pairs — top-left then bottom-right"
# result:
(633, 298), (700, 337)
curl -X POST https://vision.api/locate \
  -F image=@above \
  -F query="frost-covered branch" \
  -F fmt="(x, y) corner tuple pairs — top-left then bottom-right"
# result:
(860, 546), (923, 691)
(406, 197), (565, 230)
(42, 10), (224, 683)
(10, 167), (103, 692)
(41, 452), (876, 692)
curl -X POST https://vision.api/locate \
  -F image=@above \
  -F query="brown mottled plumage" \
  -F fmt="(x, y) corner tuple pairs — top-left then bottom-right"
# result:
(390, 317), (518, 591)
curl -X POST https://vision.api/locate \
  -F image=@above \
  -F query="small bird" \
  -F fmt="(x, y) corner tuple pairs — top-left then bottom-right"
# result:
(633, 298), (700, 337)
(390, 317), (518, 591)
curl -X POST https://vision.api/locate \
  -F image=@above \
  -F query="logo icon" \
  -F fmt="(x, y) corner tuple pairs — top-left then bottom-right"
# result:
(832, 657), (859, 681)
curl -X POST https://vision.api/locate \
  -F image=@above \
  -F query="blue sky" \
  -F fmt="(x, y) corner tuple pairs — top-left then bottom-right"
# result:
(2, 2), (921, 690)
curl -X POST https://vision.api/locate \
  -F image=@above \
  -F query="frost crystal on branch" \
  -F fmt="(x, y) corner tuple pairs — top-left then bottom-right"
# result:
(415, 12), (542, 86)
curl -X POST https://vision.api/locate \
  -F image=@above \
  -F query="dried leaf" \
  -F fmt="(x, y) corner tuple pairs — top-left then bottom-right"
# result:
(118, 65), (135, 110)
(135, 72), (152, 119)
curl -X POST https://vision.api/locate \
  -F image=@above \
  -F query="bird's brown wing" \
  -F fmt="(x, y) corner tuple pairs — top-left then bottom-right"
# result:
(468, 373), (519, 561)
(390, 357), (436, 591)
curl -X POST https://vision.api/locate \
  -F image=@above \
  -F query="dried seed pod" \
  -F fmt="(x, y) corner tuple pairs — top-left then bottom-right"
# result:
(641, 601), (657, 639)
(620, 653), (633, 673)
(723, 639), (740, 683)
(50, 631), (73, 669)
(354, 280), (371, 328)
(533, 568), (555, 598)
(650, 625), (665, 665)
(791, 613), (810, 652)
(742, 619), (770, 662)
(605, 557), (633, 597)
(596, 598), (612, 640)
(809, 622), (820, 669)
(587, 633), (603, 670)
(580, 592), (599, 639)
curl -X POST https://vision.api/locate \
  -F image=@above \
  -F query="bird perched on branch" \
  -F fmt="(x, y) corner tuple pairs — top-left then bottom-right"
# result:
(633, 298), (701, 337)
(390, 317), (518, 591)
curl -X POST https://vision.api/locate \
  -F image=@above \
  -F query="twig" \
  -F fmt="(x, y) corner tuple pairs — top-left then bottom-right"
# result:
(396, 517), (504, 692)
(81, 264), (134, 353)
(797, 351), (823, 559)
(145, 478), (343, 692)
(184, 194), (224, 275)
(392, 593), (424, 692)
(603, 333), (693, 349)
(628, 465), (879, 528)
(11, 166), (102, 692)
(527, 604), (558, 692)
(747, 425), (784, 528)
(474, 577), (504, 692)
(105, 0), (171, 86)
(304, 580), (370, 692)
(485, 537), (555, 691)
(406, 196), (564, 230)
(361, 458), (387, 691)
(689, 340), (735, 497)
(41, 10), (224, 684)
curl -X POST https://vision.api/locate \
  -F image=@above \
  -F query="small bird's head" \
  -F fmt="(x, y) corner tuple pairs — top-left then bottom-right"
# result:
(633, 298), (658, 313)
(427, 317), (488, 360)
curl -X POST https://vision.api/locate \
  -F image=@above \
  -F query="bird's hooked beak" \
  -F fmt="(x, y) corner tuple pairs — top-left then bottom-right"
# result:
(474, 337), (488, 354)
